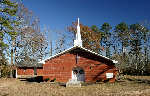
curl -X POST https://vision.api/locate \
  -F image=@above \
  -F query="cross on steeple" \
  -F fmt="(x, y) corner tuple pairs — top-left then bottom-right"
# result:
(74, 18), (82, 47)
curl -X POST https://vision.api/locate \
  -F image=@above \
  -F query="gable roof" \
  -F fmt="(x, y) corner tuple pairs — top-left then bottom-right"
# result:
(39, 45), (118, 64)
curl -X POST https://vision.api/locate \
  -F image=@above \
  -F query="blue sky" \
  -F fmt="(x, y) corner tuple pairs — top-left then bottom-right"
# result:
(23, 0), (150, 30)
(22, 0), (150, 55)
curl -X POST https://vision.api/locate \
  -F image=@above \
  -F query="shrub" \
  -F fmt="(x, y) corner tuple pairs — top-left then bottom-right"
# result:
(1, 65), (11, 77)
(51, 78), (56, 82)
(53, 78), (56, 82)
(44, 78), (50, 82)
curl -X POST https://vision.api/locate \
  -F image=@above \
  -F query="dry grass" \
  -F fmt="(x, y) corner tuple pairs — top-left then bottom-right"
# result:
(0, 76), (150, 96)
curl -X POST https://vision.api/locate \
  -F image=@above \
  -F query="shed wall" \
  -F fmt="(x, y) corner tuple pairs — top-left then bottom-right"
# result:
(17, 67), (43, 77)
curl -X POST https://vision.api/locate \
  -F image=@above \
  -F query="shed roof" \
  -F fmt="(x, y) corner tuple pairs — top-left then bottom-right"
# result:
(39, 45), (118, 64)
(17, 60), (43, 67)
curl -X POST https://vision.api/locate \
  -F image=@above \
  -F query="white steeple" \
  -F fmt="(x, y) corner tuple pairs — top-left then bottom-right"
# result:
(74, 18), (82, 47)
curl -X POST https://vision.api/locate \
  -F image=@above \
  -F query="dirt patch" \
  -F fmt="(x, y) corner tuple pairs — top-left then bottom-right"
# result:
(0, 76), (150, 96)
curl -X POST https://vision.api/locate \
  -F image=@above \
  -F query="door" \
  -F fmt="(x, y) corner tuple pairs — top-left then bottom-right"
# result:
(72, 67), (85, 82)
(34, 67), (37, 75)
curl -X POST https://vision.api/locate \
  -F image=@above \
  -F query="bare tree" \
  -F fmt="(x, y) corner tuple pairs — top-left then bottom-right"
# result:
(54, 30), (67, 54)
(14, 4), (48, 66)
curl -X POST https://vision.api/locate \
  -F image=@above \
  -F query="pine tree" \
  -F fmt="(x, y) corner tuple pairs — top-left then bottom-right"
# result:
(0, 0), (19, 77)
(100, 23), (112, 58)
(114, 22), (129, 53)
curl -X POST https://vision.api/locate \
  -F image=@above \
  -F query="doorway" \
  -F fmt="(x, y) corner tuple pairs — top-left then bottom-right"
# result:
(34, 67), (37, 75)
(72, 67), (85, 81)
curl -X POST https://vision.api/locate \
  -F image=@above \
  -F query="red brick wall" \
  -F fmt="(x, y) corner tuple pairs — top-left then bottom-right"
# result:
(17, 49), (117, 83)
(43, 49), (117, 83)
(17, 67), (44, 76)
(37, 68), (43, 75)
(17, 68), (34, 76)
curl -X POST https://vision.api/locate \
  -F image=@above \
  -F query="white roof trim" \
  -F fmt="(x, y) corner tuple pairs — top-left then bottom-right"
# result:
(39, 45), (118, 64)
(112, 60), (118, 64)
(39, 46), (76, 64)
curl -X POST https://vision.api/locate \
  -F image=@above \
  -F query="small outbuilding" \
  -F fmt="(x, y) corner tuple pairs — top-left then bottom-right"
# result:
(16, 60), (43, 78)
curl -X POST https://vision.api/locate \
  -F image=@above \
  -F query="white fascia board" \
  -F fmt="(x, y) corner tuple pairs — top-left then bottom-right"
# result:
(39, 45), (118, 64)
(38, 46), (76, 64)
(77, 46), (118, 63)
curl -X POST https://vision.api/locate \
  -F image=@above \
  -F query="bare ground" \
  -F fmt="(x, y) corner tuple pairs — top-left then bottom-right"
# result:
(0, 76), (150, 96)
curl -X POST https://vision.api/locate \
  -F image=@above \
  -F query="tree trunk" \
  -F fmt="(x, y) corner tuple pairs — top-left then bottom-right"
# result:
(10, 39), (15, 78)
(10, 48), (13, 78)
(0, 69), (1, 77)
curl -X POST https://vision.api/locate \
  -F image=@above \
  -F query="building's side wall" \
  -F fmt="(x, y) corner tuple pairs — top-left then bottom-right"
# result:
(43, 51), (117, 83)
(17, 67), (43, 78)
(17, 67), (34, 77)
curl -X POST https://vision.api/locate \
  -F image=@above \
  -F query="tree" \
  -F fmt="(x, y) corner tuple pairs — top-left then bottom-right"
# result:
(129, 24), (149, 75)
(54, 32), (66, 54)
(140, 23), (150, 75)
(15, 4), (48, 65)
(100, 23), (112, 58)
(113, 22), (150, 75)
(0, 0), (18, 61)
(0, 48), (8, 77)
(114, 22), (129, 53)
(129, 24), (142, 71)
(91, 25), (100, 33)
(68, 21), (102, 53)
(0, 0), (19, 77)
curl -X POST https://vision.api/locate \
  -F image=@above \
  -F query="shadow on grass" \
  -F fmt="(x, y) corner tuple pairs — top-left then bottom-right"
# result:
(19, 77), (67, 87)
(19, 76), (43, 83)
(1, 94), (9, 96)
(81, 82), (98, 86)
(58, 82), (66, 87)
(58, 82), (101, 87)
(126, 78), (150, 84)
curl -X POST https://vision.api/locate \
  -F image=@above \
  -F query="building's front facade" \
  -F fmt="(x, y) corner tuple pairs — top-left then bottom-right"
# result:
(42, 46), (117, 83)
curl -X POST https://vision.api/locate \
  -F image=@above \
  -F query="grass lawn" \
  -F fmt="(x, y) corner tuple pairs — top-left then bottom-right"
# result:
(0, 76), (150, 96)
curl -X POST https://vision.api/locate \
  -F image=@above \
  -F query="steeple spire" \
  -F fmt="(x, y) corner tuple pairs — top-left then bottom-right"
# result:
(74, 18), (82, 47)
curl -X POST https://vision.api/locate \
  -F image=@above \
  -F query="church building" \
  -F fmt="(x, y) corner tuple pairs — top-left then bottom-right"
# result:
(41, 18), (118, 82)
(17, 18), (118, 83)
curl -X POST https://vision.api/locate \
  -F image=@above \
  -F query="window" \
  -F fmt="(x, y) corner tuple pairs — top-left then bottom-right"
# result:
(90, 66), (92, 69)
(73, 70), (78, 74)
(79, 70), (84, 74)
